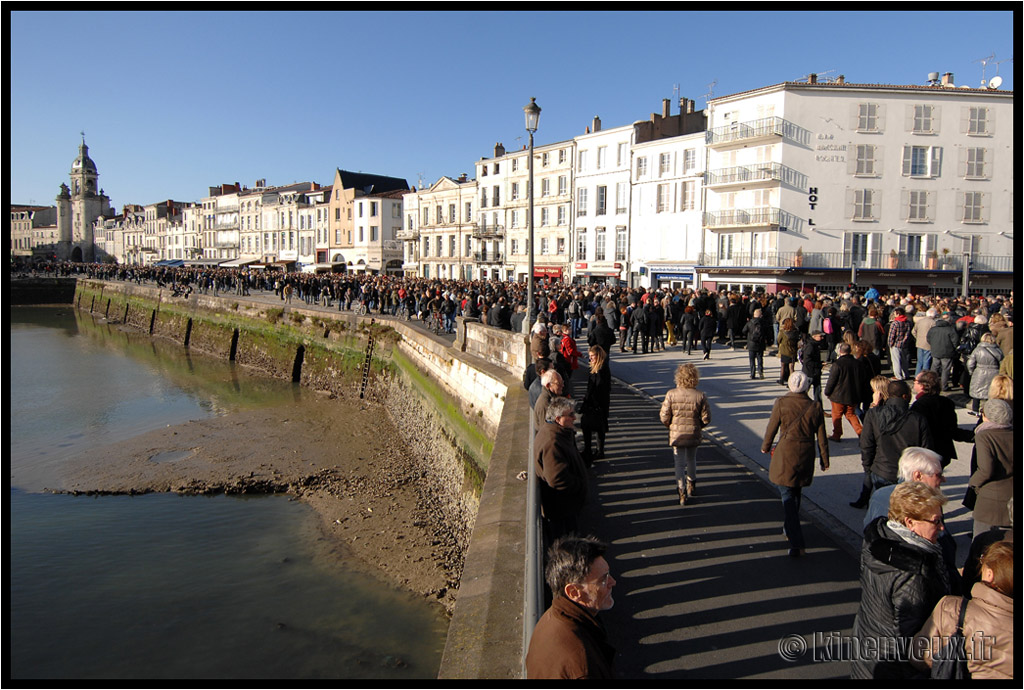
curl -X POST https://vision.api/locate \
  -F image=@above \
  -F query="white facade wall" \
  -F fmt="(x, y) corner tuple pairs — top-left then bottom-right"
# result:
(630, 131), (706, 288)
(702, 80), (1013, 293)
(571, 123), (632, 283)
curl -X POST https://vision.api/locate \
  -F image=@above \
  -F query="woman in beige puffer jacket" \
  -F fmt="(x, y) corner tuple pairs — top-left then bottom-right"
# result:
(660, 363), (711, 505)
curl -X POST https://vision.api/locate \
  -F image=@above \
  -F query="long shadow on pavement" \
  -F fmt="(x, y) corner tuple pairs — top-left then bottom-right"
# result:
(577, 378), (861, 680)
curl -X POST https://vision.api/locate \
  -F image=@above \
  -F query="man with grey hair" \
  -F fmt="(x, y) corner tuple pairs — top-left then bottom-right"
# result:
(534, 396), (588, 544)
(863, 446), (945, 528)
(525, 534), (616, 679)
(533, 369), (564, 433)
(863, 446), (962, 594)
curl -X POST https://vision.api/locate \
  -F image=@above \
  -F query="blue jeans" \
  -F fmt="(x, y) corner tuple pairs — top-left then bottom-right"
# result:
(915, 348), (932, 376)
(778, 485), (804, 550)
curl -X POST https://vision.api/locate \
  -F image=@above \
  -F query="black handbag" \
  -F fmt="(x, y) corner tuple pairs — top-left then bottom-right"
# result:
(930, 596), (971, 679)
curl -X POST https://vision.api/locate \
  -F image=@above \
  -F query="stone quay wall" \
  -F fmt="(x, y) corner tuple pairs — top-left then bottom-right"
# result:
(70, 279), (530, 679)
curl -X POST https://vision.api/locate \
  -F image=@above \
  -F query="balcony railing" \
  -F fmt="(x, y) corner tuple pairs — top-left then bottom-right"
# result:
(705, 162), (786, 187)
(703, 207), (782, 229)
(473, 224), (505, 238)
(696, 251), (1013, 272)
(473, 252), (504, 263)
(707, 116), (791, 146)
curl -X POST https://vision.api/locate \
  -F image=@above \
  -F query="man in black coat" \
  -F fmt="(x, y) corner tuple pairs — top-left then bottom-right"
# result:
(910, 370), (971, 468)
(801, 330), (826, 404)
(824, 342), (864, 441)
(927, 313), (960, 391)
(587, 312), (615, 354)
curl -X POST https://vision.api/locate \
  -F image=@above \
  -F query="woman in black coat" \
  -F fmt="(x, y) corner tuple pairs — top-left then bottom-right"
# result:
(581, 345), (612, 463)
(680, 306), (697, 355)
(698, 309), (717, 360)
(851, 482), (953, 679)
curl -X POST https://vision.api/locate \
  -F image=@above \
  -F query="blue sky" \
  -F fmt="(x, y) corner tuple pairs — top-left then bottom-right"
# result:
(10, 9), (1016, 208)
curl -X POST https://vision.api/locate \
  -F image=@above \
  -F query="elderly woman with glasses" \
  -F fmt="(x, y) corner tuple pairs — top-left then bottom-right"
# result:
(761, 371), (829, 557)
(851, 482), (955, 680)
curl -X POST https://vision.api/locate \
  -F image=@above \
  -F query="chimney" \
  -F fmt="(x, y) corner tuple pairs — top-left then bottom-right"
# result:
(808, 73), (817, 84)
(494, 142), (505, 157)
(592, 116), (601, 133)
(662, 99), (671, 118)
(941, 72), (955, 86)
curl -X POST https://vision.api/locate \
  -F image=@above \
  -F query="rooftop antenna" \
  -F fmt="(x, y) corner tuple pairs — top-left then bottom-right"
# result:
(702, 79), (717, 105)
(796, 69), (835, 82)
(974, 52), (996, 86)
(995, 56), (1014, 75)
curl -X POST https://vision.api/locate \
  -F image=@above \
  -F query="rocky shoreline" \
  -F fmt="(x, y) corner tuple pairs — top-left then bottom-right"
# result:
(56, 389), (469, 615)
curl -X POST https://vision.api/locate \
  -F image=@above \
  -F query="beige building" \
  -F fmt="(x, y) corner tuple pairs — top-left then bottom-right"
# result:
(55, 138), (115, 262)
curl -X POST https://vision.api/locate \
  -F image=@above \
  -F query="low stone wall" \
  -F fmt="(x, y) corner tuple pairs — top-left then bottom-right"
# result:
(72, 279), (529, 678)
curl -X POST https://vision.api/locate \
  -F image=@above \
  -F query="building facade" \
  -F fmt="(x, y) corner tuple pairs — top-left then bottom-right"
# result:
(54, 139), (115, 262)
(699, 74), (1014, 296)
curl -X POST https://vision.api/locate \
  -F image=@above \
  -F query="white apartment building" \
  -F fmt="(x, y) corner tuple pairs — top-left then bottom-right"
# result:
(571, 117), (633, 285)
(504, 139), (575, 283)
(700, 73), (1014, 295)
(403, 174), (477, 280)
(475, 146), (512, 281)
(630, 128), (706, 290)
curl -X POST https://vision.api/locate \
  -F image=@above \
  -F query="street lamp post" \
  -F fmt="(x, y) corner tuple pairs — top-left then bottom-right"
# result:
(523, 97), (541, 334)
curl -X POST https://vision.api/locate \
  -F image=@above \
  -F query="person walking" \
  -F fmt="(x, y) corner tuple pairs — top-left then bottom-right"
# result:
(742, 308), (769, 379)
(823, 342), (864, 442)
(761, 372), (830, 557)
(659, 363), (711, 505)
(927, 312), (960, 391)
(698, 309), (717, 360)
(887, 306), (912, 380)
(966, 333), (1003, 416)
(776, 317), (799, 385)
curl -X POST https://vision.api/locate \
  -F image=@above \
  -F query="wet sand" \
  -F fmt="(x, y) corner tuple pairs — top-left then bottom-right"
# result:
(57, 393), (462, 614)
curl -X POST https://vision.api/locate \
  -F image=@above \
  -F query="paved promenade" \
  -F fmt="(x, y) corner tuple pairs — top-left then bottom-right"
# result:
(572, 338), (980, 679)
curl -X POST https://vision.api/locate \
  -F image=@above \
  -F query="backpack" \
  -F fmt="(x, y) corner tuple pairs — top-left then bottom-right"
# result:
(930, 597), (971, 680)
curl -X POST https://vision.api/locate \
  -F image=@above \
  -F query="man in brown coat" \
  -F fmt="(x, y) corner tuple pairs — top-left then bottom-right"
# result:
(526, 535), (616, 679)
(761, 371), (829, 557)
(534, 396), (587, 544)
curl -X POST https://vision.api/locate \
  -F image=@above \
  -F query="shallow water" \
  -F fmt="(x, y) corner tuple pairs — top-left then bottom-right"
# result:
(8, 307), (447, 679)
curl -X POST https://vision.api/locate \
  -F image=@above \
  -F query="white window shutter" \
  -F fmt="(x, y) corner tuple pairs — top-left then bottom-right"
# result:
(877, 103), (886, 133)
(900, 189), (910, 220)
(960, 106), (970, 134)
(958, 147), (968, 177)
(850, 102), (861, 130)
(905, 105), (915, 132)
(932, 106), (941, 133)
(985, 148), (993, 178)
(927, 191), (937, 221)
(902, 146), (912, 176)
(925, 233), (937, 255)
(929, 147), (942, 177)
(845, 189), (856, 219)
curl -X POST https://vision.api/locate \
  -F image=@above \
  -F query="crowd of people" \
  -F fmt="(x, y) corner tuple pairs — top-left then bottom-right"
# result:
(30, 260), (1014, 680)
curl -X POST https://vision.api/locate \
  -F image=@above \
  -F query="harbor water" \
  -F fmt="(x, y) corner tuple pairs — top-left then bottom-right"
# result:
(9, 306), (447, 679)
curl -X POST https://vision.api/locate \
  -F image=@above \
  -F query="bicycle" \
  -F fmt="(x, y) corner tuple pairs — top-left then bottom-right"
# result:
(356, 300), (369, 316)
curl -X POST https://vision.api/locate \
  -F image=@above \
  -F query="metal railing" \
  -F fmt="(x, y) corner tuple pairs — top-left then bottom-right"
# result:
(706, 116), (789, 146)
(705, 162), (785, 186)
(523, 412), (543, 678)
(703, 207), (782, 229)
(696, 251), (1013, 272)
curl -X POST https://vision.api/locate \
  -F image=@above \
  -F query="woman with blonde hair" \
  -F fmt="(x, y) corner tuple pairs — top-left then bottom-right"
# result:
(852, 482), (954, 679)
(580, 345), (611, 463)
(849, 374), (892, 508)
(660, 363), (711, 505)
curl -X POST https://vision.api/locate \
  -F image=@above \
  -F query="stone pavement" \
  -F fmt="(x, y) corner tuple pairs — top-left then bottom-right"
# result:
(568, 337), (980, 679)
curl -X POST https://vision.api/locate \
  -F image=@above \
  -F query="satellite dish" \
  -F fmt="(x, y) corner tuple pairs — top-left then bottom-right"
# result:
(989, 75), (1003, 89)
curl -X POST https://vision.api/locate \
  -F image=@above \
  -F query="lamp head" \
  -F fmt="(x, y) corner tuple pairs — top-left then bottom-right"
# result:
(524, 97), (541, 133)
